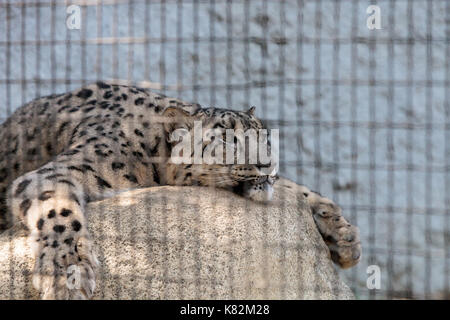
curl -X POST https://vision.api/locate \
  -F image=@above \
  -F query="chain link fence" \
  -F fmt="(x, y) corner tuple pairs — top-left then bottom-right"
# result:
(0, 0), (448, 300)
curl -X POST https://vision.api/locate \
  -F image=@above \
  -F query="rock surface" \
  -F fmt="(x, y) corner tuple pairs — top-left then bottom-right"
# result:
(0, 178), (354, 299)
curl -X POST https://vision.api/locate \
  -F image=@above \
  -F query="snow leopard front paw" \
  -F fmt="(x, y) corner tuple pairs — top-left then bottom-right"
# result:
(300, 186), (362, 269)
(32, 235), (98, 299)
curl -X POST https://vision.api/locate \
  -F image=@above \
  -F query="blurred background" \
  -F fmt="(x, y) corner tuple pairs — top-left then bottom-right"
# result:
(0, 0), (448, 299)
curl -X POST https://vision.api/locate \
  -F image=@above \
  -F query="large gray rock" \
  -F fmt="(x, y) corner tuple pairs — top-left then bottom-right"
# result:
(0, 178), (354, 299)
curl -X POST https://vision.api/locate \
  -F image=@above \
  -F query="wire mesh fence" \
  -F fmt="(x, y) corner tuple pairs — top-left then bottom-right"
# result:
(0, 0), (448, 300)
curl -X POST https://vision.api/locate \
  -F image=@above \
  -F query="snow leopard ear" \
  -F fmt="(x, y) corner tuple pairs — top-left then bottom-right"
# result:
(247, 106), (256, 116)
(162, 106), (191, 119)
(162, 106), (203, 134)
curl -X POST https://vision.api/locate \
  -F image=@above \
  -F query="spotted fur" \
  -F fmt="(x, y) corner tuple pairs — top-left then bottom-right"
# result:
(0, 82), (360, 299)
